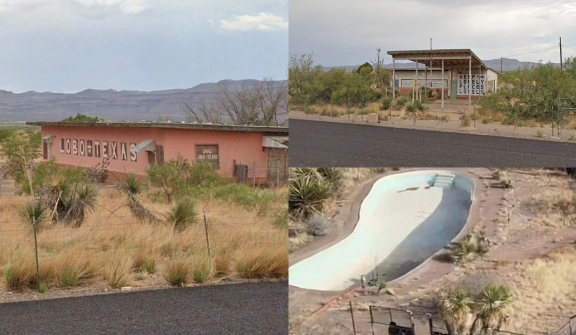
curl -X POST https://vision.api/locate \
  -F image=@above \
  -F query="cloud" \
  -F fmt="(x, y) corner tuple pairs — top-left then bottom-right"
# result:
(73, 0), (150, 16)
(220, 12), (287, 32)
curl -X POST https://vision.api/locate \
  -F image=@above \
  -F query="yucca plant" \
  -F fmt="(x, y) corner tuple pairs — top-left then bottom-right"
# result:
(119, 173), (160, 223)
(167, 197), (198, 231)
(438, 288), (475, 335)
(19, 200), (47, 227)
(471, 284), (512, 334)
(289, 173), (333, 219)
(317, 167), (343, 191)
(62, 183), (98, 227)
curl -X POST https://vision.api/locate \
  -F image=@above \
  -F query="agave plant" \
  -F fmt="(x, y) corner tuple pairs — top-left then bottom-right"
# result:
(438, 287), (475, 335)
(289, 173), (333, 219)
(19, 200), (47, 226)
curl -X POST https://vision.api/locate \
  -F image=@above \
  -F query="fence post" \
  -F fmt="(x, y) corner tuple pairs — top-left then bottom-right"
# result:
(276, 159), (280, 188)
(349, 301), (357, 335)
(32, 216), (40, 292)
(203, 210), (211, 259)
(252, 161), (256, 187)
(369, 306), (375, 335)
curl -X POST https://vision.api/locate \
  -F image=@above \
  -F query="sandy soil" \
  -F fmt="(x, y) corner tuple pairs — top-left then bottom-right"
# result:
(289, 169), (576, 335)
(290, 110), (576, 143)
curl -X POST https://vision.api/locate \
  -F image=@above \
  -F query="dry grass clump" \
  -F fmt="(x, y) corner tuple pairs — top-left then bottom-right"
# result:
(164, 259), (191, 286)
(235, 249), (288, 279)
(506, 247), (576, 332)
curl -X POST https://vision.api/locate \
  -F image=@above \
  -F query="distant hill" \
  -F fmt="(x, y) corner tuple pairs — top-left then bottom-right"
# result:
(323, 58), (559, 73)
(0, 79), (287, 123)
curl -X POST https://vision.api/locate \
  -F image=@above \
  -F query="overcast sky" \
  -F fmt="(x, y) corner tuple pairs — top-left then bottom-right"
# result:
(290, 0), (576, 67)
(0, 0), (288, 93)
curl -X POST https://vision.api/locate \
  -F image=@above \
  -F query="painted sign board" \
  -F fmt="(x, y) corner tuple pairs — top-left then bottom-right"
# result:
(196, 144), (219, 169)
(458, 74), (485, 95)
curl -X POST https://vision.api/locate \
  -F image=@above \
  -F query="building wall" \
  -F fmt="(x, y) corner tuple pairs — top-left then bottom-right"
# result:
(41, 125), (270, 180)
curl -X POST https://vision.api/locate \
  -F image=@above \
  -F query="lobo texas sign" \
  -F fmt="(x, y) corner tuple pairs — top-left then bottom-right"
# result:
(60, 138), (138, 162)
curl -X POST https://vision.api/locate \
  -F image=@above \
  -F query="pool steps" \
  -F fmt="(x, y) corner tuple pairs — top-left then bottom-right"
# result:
(432, 173), (455, 189)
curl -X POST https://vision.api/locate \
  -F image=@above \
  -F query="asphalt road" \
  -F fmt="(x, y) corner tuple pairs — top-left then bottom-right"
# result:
(290, 119), (576, 166)
(0, 281), (287, 335)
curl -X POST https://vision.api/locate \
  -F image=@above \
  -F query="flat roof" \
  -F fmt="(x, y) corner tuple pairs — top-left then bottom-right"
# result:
(387, 49), (489, 70)
(26, 121), (288, 135)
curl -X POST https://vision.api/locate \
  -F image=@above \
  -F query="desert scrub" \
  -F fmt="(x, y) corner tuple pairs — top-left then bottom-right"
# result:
(167, 197), (198, 231)
(460, 114), (472, 127)
(381, 96), (392, 110)
(103, 256), (132, 288)
(450, 230), (490, 263)
(306, 213), (329, 236)
(213, 184), (276, 214)
(536, 130), (543, 138)
(289, 170), (334, 219)
(192, 257), (213, 283)
(235, 249), (288, 279)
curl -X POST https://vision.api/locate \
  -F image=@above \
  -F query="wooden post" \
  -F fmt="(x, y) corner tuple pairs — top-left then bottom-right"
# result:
(349, 301), (357, 335)
(203, 211), (211, 259)
(252, 161), (256, 187)
(441, 59), (444, 110)
(468, 56), (472, 107)
(33, 216), (40, 292)
(392, 59), (396, 101)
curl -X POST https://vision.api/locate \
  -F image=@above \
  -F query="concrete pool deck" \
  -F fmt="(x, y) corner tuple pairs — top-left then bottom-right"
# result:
(289, 169), (484, 293)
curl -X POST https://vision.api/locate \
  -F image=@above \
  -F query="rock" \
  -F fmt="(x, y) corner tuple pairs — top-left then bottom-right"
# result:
(121, 286), (133, 292)
(385, 288), (396, 296)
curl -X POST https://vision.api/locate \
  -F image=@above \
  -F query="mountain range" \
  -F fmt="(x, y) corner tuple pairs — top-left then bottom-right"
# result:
(0, 79), (287, 123)
(323, 58), (560, 73)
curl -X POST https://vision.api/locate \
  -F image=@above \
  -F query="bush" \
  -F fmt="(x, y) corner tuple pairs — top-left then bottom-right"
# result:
(306, 213), (329, 236)
(4, 263), (36, 289)
(536, 130), (544, 137)
(381, 96), (393, 110)
(214, 256), (231, 277)
(460, 114), (471, 127)
(316, 167), (343, 191)
(214, 184), (275, 213)
(235, 250), (288, 279)
(394, 96), (409, 110)
(103, 258), (131, 288)
(450, 230), (490, 263)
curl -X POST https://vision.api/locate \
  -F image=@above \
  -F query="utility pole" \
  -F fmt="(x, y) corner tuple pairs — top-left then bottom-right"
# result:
(560, 37), (563, 70)
(500, 57), (503, 74)
(376, 48), (381, 65)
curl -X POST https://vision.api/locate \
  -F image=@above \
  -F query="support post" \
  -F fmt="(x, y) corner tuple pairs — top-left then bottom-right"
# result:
(252, 161), (256, 187)
(469, 56), (472, 107)
(392, 59), (396, 101)
(276, 159), (280, 188)
(415, 61), (419, 101)
(441, 59), (444, 110)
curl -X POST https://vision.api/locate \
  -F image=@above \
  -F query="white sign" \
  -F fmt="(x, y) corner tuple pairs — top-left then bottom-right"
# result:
(400, 79), (447, 88)
(458, 74), (485, 95)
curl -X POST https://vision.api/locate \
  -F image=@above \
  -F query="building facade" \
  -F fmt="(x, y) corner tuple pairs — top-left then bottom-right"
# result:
(28, 122), (288, 184)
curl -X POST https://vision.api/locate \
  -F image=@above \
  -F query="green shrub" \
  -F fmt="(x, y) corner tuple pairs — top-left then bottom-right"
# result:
(58, 267), (82, 287)
(393, 96), (409, 110)
(307, 213), (329, 236)
(536, 130), (543, 137)
(289, 173), (333, 219)
(192, 258), (212, 283)
(167, 197), (198, 231)
(460, 115), (471, 127)
(381, 96), (393, 110)
(213, 184), (275, 213)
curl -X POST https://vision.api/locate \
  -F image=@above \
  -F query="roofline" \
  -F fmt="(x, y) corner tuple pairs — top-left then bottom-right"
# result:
(26, 121), (289, 134)
(387, 48), (488, 71)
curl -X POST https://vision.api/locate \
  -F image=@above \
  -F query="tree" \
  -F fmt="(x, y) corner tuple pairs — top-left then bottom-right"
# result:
(62, 113), (103, 123)
(0, 129), (41, 197)
(184, 79), (288, 126)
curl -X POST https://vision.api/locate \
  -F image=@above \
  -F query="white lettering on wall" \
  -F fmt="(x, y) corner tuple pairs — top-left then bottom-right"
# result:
(66, 139), (71, 154)
(94, 141), (100, 158)
(111, 142), (118, 160)
(121, 143), (127, 161)
(102, 141), (108, 158)
(130, 143), (137, 162)
(72, 140), (78, 155)
(79, 140), (85, 156)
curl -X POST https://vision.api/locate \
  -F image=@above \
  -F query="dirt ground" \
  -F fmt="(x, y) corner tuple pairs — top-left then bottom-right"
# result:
(289, 169), (576, 335)
(289, 110), (576, 143)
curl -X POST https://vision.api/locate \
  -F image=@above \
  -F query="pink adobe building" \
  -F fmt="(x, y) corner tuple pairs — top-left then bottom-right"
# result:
(27, 121), (288, 184)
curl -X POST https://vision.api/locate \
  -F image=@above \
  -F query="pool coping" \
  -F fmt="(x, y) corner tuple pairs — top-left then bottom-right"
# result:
(289, 168), (487, 295)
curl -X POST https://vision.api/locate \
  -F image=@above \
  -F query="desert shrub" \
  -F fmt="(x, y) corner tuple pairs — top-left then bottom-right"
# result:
(133, 250), (157, 274)
(164, 259), (190, 286)
(413, 100), (428, 112)
(306, 213), (329, 236)
(536, 130), (544, 137)
(213, 184), (275, 213)
(450, 230), (490, 263)
(393, 96), (409, 110)
(57, 267), (82, 287)
(405, 102), (416, 113)
(460, 114), (471, 127)
(381, 96), (393, 110)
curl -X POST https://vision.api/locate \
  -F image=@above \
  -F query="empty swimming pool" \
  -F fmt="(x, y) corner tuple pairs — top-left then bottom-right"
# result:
(289, 170), (474, 291)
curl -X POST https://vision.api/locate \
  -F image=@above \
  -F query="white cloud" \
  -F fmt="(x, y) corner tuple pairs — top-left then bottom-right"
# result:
(220, 12), (287, 32)
(74, 0), (150, 14)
